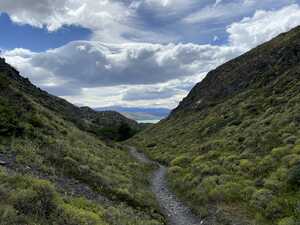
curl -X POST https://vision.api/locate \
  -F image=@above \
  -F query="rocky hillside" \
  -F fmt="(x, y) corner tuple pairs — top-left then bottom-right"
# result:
(0, 58), (165, 225)
(130, 26), (300, 225)
(173, 26), (300, 114)
(0, 57), (141, 141)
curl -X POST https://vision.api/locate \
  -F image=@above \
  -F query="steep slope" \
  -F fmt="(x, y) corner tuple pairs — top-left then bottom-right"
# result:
(0, 58), (165, 225)
(130, 26), (300, 225)
(173, 26), (300, 114)
(0, 57), (141, 141)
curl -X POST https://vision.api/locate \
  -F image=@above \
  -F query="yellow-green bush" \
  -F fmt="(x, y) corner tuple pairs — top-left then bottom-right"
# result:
(171, 155), (191, 167)
(278, 217), (296, 225)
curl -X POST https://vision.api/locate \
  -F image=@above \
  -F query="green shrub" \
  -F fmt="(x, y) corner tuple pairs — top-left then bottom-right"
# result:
(250, 189), (274, 211)
(96, 123), (137, 141)
(0, 98), (21, 136)
(239, 159), (254, 173)
(29, 113), (45, 128)
(287, 164), (300, 187)
(282, 154), (300, 168)
(56, 203), (107, 225)
(257, 155), (277, 175)
(11, 180), (58, 218)
(0, 74), (10, 88)
(171, 155), (191, 167)
(168, 166), (183, 174)
(117, 123), (137, 141)
(97, 127), (118, 140)
(199, 176), (218, 197)
(265, 199), (284, 219)
(0, 205), (30, 225)
(264, 178), (284, 193)
(221, 182), (244, 202)
(278, 217), (296, 225)
(0, 205), (17, 220)
(271, 146), (291, 159)
(283, 135), (297, 145)
(293, 144), (300, 154)
(241, 186), (256, 201)
(13, 141), (43, 167)
(63, 156), (79, 176)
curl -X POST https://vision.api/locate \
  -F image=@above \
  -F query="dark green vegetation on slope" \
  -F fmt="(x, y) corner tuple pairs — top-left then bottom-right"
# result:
(130, 26), (300, 225)
(0, 59), (164, 225)
(0, 57), (142, 141)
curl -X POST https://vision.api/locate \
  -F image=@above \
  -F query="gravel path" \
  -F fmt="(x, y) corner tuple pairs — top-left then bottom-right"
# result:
(129, 146), (204, 225)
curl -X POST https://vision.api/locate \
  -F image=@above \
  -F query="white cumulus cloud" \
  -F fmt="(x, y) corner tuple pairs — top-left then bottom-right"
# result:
(1, 2), (300, 108)
(227, 4), (300, 50)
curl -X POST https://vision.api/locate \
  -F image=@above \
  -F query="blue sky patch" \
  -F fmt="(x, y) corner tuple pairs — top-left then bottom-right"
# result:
(0, 13), (91, 52)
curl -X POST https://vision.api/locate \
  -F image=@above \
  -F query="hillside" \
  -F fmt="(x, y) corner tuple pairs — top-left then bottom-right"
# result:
(0, 58), (165, 225)
(0, 57), (141, 141)
(130, 26), (300, 224)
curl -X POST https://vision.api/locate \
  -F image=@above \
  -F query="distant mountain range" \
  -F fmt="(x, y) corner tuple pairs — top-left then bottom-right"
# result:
(95, 106), (171, 123)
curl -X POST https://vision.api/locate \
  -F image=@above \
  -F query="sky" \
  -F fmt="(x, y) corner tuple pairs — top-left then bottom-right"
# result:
(1, 0), (300, 109)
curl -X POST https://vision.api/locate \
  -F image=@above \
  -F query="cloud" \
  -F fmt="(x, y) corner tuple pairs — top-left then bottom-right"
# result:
(0, 0), (194, 43)
(1, 0), (296, 44)
(0, 0), (197, 43)
(182, 0), (296, 24)
(227, 4), (300, 50)
(3, 41), (240, 90)
(0, 0), (69, 30)
(0, 0), (138, 43)
(2, 3), (300, 108)
(122, 86), (183, 101)
(3, 40), (239, 107)
(133, 0), (199, 16)
(59, 84), (187, 108)
(0, 0), (299, 43)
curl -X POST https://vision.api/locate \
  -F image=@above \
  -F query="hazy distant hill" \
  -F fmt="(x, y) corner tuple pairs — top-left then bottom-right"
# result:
(95, 106), (170, 122)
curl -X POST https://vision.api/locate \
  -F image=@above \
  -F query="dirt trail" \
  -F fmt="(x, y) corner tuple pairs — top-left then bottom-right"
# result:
(129, 146), (203, 225)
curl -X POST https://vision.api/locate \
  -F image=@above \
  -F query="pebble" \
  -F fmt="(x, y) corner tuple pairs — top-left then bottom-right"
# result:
(0, 160), (7, 165)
